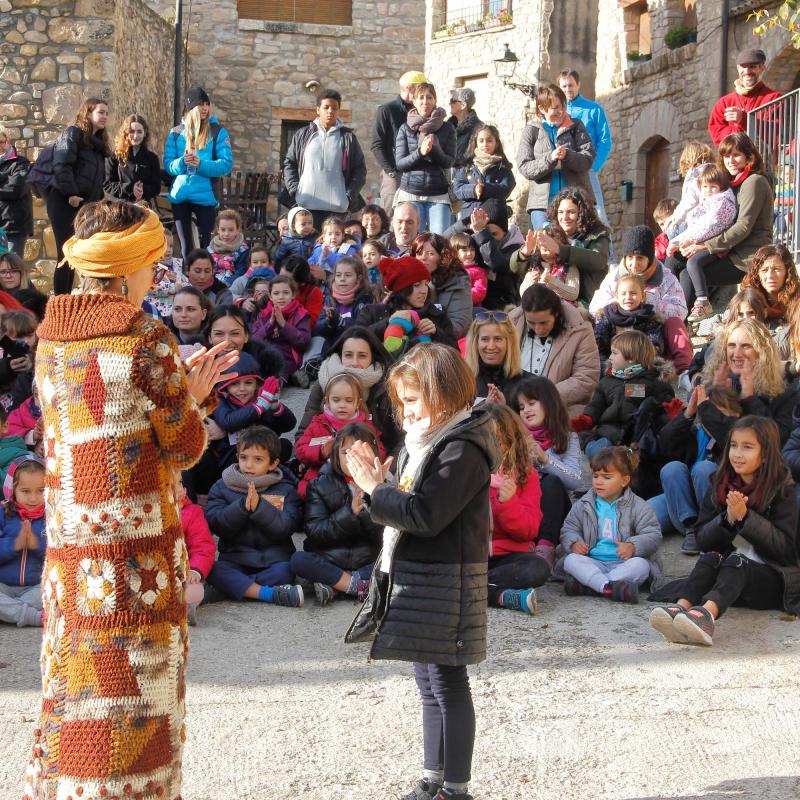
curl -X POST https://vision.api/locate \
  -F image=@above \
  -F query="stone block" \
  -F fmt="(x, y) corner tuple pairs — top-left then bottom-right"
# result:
(32, 196), (48, 220)
(42, 225), (56, 258)
(56, 54), (83, 63)
(0, 66), (21, 82)
(30, 56), (56, 80)
(33, 16), (46, 32)
(68, 68), (82, 82)
(23, 237), (40, 262)
(12, 0), (62, 6)
(23, 30), (47, 43)
(83, 51), (113, 82)
(4, 31), (24, 44)
(47, 17), (113, 45)
(19, 44), (37, 55)
(0, 0), (11, 10)
(74, 0), (114, 17)
(42, 83), (83, 124)
(0, 103), (27, 119)
(8, 91), (31, 102)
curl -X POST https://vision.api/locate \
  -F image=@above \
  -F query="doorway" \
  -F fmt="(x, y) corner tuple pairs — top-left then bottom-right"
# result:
(644, 137), (671, 232)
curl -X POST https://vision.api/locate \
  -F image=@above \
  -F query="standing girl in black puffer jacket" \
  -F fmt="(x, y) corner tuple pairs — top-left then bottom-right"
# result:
(48, 98), (110, 294)
(345, 343), (501, 800)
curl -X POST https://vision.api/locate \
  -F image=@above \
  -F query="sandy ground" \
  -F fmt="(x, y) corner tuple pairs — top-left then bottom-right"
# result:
(2, 388), (799, 799)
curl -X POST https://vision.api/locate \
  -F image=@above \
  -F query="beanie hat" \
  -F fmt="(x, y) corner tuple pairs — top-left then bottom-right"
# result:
(736, 48), (766, 66)
(287, 206), (311, 235)
(481, 198), (509, 233)
(3, 454), (44, 503)
(399, 71), (428, 88)
(218, 350), (262, 392)
(185, 85), (211, 111)
(621, 225), (655, 263)
(379, 256), (430, 294)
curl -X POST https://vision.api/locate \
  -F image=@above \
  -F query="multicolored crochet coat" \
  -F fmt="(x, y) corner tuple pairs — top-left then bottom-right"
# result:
(24, 293), (214, 800)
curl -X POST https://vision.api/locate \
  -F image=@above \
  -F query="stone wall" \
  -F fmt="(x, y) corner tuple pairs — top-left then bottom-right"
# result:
(0, 0), (173, 289)
(143, 0), (425, 205)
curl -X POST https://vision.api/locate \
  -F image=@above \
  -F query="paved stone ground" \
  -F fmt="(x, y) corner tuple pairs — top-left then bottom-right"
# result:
(2, 388), (799, 799)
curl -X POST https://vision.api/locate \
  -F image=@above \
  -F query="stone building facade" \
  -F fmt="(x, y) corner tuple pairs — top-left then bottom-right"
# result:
(0, 0), (174, 286)
(423, 0), (599, 219)
(595, 0), (800, 249)
(144, 0), (426, 204)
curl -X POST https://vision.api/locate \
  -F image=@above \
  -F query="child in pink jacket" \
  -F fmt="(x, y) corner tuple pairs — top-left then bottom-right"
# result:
(450, 232), (488, 307)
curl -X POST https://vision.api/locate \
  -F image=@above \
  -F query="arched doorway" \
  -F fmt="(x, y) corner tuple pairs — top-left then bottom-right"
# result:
(764, 43), (800, 94)
(644, 136), (671, 232)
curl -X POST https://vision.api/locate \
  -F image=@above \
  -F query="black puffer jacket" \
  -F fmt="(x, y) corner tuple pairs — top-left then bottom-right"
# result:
(447, 110), (483, 166)
(695, 481), (800, 614)
(371, 94), (414, 174)
(52, 125), (106, 201)
(104, 146), (162, 202)
(303, 463), (382, 571)
(0, 152), (33, 237)
(346, 408), (502, 666)
(395, 120), (456, 196)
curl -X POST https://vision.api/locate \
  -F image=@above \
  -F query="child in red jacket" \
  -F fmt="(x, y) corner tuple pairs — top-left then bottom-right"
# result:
(294, 372), (385, 498)
(485, 403), (549, 614)
(175, 476), (217, 624)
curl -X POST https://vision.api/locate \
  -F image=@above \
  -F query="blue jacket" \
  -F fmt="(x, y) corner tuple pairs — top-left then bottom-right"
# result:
(0, 505), (46, 587)
(274, 232), (316, 268)
(206, 466), (302, 568)
(452, 161), (516, 218)
(565, 95), (612, 172)
(163, 116), (233, 207)
(308, 241), (360, 272)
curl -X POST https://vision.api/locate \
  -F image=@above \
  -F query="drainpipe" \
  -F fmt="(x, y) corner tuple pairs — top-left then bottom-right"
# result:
(173, 0), (183, 125)
(720, 0), (730, 99)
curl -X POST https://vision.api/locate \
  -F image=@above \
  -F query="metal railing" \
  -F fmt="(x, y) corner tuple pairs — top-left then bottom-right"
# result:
(432, 1), (512, 34)
(747, 88), (800, 261)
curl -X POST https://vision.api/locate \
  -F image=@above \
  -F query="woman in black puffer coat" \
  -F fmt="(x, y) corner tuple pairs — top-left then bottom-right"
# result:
(104, 114), (162, 204)
(345, 344), (501, 800)
(48, 98), (110, 294)
(0, 127), (33, 256)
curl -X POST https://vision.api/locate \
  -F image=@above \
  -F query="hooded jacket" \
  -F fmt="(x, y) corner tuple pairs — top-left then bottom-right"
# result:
(346, 408), (502, 666)
(0, 434), (31, 483)
(0, 150), (33, 237)
(432, 269), (473, 339)
(52, 126), (106, 201)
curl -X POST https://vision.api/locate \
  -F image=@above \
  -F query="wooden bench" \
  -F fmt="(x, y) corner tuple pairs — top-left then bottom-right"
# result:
(218, 171), (282, 249)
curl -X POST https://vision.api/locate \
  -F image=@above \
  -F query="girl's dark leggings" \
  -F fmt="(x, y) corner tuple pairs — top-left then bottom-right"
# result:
(538, 471), (572, 547)
(46, 191), (80, 295)
(413, 662), (475, 784)
(487, 552), (551, 605)
(172, 202), (217, 261)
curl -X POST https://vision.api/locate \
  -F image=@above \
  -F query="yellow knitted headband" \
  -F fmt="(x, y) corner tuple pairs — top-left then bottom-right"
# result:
(61, 208), (167, 279)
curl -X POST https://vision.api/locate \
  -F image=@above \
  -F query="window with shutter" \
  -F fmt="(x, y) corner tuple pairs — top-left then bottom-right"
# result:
(237, 0), (352, 25)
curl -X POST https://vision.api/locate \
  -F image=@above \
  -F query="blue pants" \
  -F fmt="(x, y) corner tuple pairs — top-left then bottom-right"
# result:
(208, 558), (293, 599)
(585, 437), (612, 459)
(649, 460), (717, 535)
(411, 200), (452, 235)
(587, 169), (609, 226)
(289, 550), (374, 587)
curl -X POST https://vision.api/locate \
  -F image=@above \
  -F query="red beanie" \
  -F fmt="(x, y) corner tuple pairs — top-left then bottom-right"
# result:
(379, 256), (430, 294)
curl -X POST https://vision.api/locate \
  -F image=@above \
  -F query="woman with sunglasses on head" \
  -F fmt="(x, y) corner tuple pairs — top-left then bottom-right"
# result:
(464, 310), (530, 404)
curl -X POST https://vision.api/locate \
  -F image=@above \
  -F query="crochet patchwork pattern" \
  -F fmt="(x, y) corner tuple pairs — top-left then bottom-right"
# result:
(24, 293), (211, 800)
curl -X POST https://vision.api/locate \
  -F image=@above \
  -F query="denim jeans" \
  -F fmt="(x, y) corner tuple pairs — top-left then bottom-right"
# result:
(289, 550), (374, 587)
(529, 209), (548, 230)
(649, 459), (717, 535)
(411, 200), (452, 235)
(587, 169), (609, 226)
(208, 558), (294, 599)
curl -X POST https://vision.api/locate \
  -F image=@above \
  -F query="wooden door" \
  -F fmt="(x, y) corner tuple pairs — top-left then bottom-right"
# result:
(644, 137), (671, 232)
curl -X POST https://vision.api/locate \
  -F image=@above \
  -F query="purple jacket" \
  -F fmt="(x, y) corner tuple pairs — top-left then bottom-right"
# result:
(251, 302), (312, 374)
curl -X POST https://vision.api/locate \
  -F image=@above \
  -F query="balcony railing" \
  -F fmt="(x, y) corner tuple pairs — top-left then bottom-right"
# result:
(432, 1), (513, 39)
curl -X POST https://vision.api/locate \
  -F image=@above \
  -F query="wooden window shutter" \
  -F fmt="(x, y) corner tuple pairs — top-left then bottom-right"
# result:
(237, 0), (352, 24)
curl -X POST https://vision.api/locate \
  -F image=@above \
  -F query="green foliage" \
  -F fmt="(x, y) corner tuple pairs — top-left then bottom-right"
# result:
(750, 2), (800, 49)
(664, 25), (697, 49)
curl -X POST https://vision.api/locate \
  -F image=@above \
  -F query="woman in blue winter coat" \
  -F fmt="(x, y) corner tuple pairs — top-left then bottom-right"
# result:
(164, 86), (234, 260)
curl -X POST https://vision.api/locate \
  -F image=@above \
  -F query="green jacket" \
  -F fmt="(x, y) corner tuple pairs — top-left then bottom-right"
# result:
(705, 173), (774, 271)
(0, 434), (30, 483)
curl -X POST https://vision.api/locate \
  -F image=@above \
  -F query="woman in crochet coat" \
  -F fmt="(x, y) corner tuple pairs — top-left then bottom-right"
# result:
(24, 200), (237, 800)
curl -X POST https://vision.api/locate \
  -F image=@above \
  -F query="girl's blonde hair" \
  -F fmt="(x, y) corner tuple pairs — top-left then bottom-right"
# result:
(387, 343), (475, 429)
(216, 208), (242, 231)
(464, 316), (521, 379)
(615, 273), (646, 297)
(183, 105), (209, 151)
(484, 402), (531, 488)
(316, 216), (345, 244)
(611, 329), (655, 370)
(702, 318), (785, 398)
(323, 372), (367, 414)
(678, 141), (714, 177)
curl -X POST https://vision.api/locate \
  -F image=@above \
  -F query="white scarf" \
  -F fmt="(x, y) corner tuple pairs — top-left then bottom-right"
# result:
(318, 353), (384, 393)
(380, 408), (472, 573)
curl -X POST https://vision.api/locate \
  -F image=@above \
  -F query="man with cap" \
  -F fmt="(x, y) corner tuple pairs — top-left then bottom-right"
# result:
(371, 71), (428, 211)
(447, 87), (484, 166)
(708, 48), (781, 146)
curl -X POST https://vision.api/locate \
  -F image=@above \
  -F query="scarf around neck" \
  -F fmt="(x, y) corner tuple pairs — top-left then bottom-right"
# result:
(331, 284), (357, 305)
(604, 303), (657, 327)
(16, 502), (45, 522)
(318, 353), (384, 392)
(407, 106), (446, 141)
(611, 362), (646, 380)
(716, 470), (764, 512)
(210, 232), (245, 255)
(734, 79), (763, 97)
(525, 424), (554, 452)
(730, 164), (752, 188)
(264, 298), (301, 322)
(322, 405), (366, 426)
(472, 151), (504, 173)
(222, 463), (283, 493)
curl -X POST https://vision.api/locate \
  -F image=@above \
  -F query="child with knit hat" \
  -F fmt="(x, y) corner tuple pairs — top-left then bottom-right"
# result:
(0, 455), (46, 627)
(273, 206), (317, 269)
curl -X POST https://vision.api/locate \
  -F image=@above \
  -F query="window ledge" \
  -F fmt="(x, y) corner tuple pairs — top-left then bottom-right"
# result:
(623, 41), (697, 82)
(238, 18), (352, 36)
(430, 22), (514, 43)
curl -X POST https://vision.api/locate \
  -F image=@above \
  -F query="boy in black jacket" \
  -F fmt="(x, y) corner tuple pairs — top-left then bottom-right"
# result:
(206, 426), (303, 607)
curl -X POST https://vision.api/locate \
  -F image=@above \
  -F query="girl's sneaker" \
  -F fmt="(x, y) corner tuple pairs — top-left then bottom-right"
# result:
(649, 605), (689, 643)
(673, 605), (715, 646)
(564, 574), (600, 597)
(609, 580), (639, 604)
(498, 588), (538, 615)
(434, 790), (473, 800)
(314, 582), (335, 607)
(401, 779), (442, 800)
(271, 584), (304, 608)
(687, 299), (714, 323)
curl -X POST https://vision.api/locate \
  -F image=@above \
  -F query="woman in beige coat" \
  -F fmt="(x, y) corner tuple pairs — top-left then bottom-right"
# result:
(509, 283), (599, 415)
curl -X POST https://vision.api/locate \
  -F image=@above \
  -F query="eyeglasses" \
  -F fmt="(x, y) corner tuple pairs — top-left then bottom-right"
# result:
(474, 310), (508, 324)
(0, 269), (21, 276)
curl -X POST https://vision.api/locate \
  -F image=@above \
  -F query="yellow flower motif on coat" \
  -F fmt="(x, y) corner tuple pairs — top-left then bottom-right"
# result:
(173, 537), (189, 603)
(76, 558), (116, 616)
(127, 552), (171, 611)
(43, 562), (66, 606)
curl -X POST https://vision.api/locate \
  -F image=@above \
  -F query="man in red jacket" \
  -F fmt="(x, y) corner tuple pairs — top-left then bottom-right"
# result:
(708, 48), (782, 145)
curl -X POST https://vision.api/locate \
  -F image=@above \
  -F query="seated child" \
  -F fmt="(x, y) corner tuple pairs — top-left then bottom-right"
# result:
(652, 198), (677, 263)
(594, 274), (665, 361)
(0, 406), (30, 481)
(450, 231), (487, 307)
(344, 219), (366, 248)
(230, 244), (275, 302)
(308, 216), (359, 278)
(0, 309), (36, 413)
(662, 141), (714, 238)
(185, 249), (233, 307)
(146, 227), (188, 320)
(667, 164), (737, 322)
(279, 256), (324, 328)
(269, 214), (289, 264)
(575, 330), (674, 458)
(0, 455), (46, 626)
(175, 475), (217, 624)
(516, 227), (580, 303)
(0, 250), (30, 298)
(651, 416), (798, 646)
(360, 238), (389, 290)
(207, 208), (250, 287)
(295, 372), (385, 497)
(484, 403), (548, 615)
(560, 445), (662, 603)
(206, 426), (303, 607)
(274, 206), (316, 269)
(236, 276), (271, 324)
(291, 423), (383, 606)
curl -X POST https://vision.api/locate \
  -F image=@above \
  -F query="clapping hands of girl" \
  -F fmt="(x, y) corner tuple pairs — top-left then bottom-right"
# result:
(726, 490), (748, 524)
(345, 439), (393, 495)
(486, 383), (505, 405)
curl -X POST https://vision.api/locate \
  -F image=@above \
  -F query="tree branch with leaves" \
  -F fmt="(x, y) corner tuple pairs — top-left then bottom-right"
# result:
(750, 2), (800, 49)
